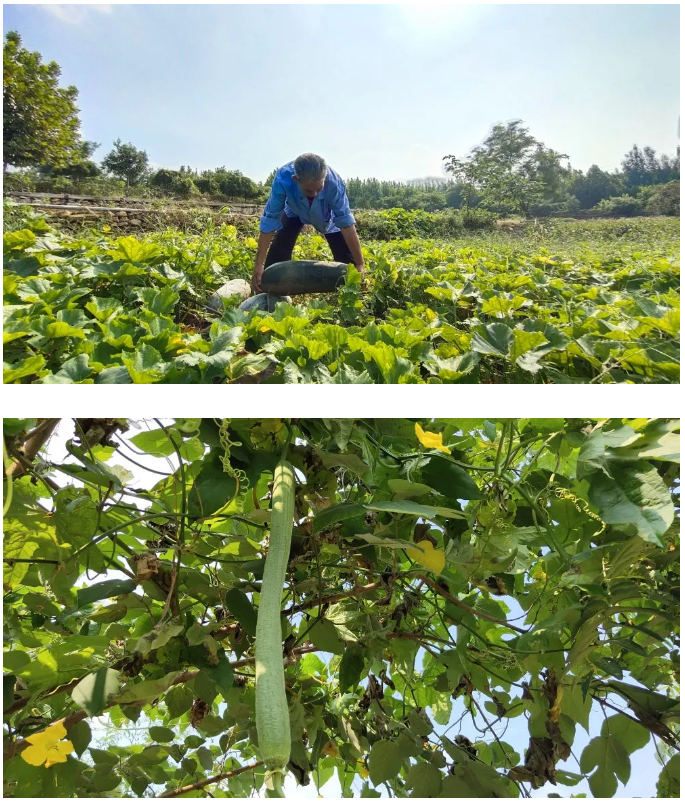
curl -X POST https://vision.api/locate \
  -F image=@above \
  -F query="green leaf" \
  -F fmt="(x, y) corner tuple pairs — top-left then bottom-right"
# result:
(195, 745), (215, 771)
(3, 673), (17, 712)
(130, 427), (182, 457)
(151, 619), (185, 649)
(165, 685), (194, 718)
(66, 720), (91, 757)
(587, 461), (674, 545)
(365, 500), (464, 520)
(560, 683), (592, 733)
(407, 710), (433, 737)
(440, 774), (471, 796)
(339, 643), (366, 692)
(4, 355), (46, 383)
(656, 753), (680, 797)
(187, 451), (236, 519)
(76, 579), (137, 608)
(4, 228), (37, 251)
(405, 761), (442, 797)
(71, 668), (120, 716)
(122, 343), (168, 383)
(41, 354), (93, 383)
(92, 770), (121, 792)
(223, 588), (258, 638)
(580, 735), (631, 797)
(90, 747), (118, 766)
(387, 479), (436, 499)
(471, 322), (514, 356)
(114, 236), (162, 263)
(368, 739), (404, 786)
(309, 619), (345, 655)
(509, 328), (548, 362)
(193, 670), (218, 704)
(318, 451), (370, 477)
(149, 726), (176, 743)
(179, 437), (205, 462)
(3, 651), (31, 672)
(443, 759), (512, 797)
(312, 502), (367, 534)
(118, 670), (180, 704)
(203, 649), (234, 695)
(600, 714), (650, 754)
(197, 712), (225, 736)
(3, 418), (37, 437)
(421, 456), (482, 500)
(566, 617), (600, 671)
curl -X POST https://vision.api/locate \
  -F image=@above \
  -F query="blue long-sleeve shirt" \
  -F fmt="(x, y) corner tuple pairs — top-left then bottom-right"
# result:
(259, 162), (356, 235)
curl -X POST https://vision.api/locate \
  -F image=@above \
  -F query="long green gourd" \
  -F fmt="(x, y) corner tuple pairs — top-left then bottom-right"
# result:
(255, 459), (295, 797)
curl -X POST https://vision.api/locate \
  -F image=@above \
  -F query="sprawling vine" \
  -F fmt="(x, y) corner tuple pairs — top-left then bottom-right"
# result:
(2, 418), (680, 798)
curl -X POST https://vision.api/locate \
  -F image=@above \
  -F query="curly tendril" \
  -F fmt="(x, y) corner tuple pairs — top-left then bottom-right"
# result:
(216, 419), (249, 488)
(553, 486), (606, 536)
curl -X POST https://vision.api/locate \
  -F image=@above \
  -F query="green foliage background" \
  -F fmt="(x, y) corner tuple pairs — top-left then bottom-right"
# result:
(2, 418), (680, 798)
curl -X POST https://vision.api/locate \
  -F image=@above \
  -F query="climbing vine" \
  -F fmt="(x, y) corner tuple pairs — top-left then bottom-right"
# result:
(2, 418), (680, 798)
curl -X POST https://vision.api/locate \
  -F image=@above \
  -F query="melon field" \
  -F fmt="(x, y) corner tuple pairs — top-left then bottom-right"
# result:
(2, 208), (680, 384)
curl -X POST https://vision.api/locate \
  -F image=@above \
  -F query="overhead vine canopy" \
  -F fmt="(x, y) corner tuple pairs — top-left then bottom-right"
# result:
(2, 417), (680, 798)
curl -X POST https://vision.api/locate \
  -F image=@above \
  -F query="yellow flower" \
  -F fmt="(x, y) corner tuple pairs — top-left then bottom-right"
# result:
(21, 721), (74, 768)
(406, 540), (447, 574)
(415, 423), (450, 454)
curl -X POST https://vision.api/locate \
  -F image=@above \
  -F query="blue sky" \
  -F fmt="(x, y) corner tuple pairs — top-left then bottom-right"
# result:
(3, 4), (680, 183)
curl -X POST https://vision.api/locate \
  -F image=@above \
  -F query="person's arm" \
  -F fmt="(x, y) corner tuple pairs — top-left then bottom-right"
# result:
(253, 174), (286, 291)
(339, 225), (365, 273)
(252, 231), (275, 292)
(330, 177), (364, 272)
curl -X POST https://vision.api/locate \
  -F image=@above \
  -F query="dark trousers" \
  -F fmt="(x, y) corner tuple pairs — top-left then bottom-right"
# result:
(264, 213), (355, 267)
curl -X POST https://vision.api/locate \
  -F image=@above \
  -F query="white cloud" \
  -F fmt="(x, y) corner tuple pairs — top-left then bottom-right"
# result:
(40, 4), (113, 25)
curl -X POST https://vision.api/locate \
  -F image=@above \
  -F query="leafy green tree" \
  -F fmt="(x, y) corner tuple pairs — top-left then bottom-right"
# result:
(36, 141), (102, 184)
(149, 168), (177, 193)
(2, 418), (679, 798)
(445, 121), (554, 217)
(571, 165), (626, 210)
(171, 174), (199, 199)
(3, 31), (83, 171)
(216, 170), (259, 201)
(265, 167), (279, 188)
(641, 180), (680, 216)
(194, 170), (220, 196)
(621, 145), (680, 193)
(101, 139), (150, 188)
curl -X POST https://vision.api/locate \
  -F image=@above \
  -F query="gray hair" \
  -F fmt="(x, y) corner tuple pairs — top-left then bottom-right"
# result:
(293, 153), (327, 183)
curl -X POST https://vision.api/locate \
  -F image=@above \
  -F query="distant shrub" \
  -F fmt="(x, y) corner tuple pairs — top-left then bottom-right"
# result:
(460, 208), (498, 229)
(643, 181), (680, 216)
(530, 195), (582, 218)
(2, 171), (35, 191)
(591, 195), (644, 217)
(353, 208), (481, 240)
(172, 175), (200, 199)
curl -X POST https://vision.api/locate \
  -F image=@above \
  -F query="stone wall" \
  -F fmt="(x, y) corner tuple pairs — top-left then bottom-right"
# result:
(3, 193), (265, 234)
(3, 191), (263, 215)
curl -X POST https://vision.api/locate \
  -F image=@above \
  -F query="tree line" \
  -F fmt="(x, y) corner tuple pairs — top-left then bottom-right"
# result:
(3, 31), (679, 217)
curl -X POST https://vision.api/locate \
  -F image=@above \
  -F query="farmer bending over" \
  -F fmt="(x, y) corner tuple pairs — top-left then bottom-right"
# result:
(251, 153), (365, 292)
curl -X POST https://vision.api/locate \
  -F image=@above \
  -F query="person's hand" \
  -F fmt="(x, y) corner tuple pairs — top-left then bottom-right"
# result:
(251, 264), (264, 293)
(357, 263), (367, 289)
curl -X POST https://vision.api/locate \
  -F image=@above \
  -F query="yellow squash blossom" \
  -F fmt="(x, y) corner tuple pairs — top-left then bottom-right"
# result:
(21, 721), (74, 768)
(415, 423), (450, 454)
(407, 540), (447, 574)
